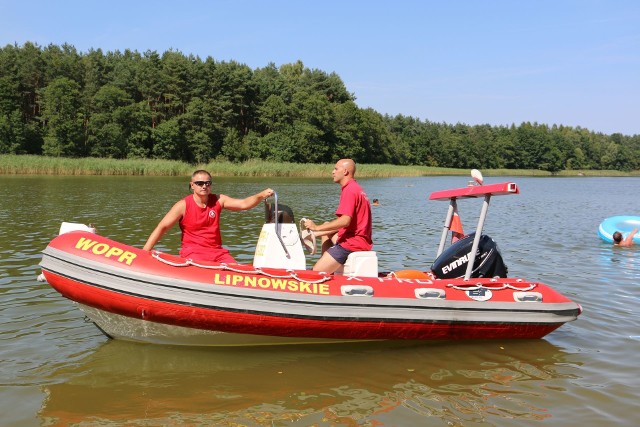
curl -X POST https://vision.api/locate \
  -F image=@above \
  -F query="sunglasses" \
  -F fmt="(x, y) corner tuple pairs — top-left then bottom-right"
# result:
(192, 180), (212, 187)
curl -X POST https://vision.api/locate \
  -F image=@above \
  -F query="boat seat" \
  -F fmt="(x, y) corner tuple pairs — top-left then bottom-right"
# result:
(335, 251), (378, 277)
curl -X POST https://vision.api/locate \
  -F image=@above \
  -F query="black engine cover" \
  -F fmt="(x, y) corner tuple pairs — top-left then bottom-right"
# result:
(430, 233), (508, 279)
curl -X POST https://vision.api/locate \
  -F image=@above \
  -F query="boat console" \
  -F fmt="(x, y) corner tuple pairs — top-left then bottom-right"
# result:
(253, 194), (306, 270)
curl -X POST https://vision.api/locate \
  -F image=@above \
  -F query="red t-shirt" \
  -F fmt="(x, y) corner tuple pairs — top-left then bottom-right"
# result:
(336, 179), (373, 251)
(179, 194), (235, 263)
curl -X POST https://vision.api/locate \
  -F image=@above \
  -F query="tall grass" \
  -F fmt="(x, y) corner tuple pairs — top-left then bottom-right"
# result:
(0, 155), (191, 176)
(203, 159), (468, 178)
(0, 155), (469, 177)
(1, 155), (637, 177)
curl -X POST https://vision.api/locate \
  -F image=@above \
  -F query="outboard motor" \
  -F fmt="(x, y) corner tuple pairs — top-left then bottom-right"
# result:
(430, 233), (508, 279)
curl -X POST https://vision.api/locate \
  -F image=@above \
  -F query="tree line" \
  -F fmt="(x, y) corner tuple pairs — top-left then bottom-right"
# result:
(1, 42), (638, 172)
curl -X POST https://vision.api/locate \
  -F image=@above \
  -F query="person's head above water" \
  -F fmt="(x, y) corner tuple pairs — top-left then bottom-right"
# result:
(613, 231), (623, 244)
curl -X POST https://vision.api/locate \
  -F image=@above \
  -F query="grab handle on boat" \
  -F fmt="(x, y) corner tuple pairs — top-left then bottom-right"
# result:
(272, 191), (291, 259)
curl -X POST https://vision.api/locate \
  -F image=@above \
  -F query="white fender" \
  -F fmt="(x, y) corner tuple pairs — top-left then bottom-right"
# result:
(59, 222), (96, 235)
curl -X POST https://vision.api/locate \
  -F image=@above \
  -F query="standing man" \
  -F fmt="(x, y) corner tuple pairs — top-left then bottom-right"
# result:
(143, 169), (273, 263)
(303, 159), (373, 273)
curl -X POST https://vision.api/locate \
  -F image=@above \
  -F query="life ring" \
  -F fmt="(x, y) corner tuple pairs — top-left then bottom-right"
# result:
(598, 216), (640, 244)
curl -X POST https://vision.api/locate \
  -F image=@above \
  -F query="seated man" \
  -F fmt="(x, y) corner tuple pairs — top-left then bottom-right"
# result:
(143, 169), (273, 263)
(303, 159), (373, 273)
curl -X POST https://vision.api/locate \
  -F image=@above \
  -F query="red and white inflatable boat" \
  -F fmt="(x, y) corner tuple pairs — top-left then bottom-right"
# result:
(39, 174), (581, 346)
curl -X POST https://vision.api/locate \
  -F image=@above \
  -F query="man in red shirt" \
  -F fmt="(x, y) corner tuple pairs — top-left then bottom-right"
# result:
(303, 159), (373, 273)
(143, 170), (273, 263)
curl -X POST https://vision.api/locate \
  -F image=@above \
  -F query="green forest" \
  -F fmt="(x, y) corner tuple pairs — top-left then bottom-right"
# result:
(1, 42), (638, 173)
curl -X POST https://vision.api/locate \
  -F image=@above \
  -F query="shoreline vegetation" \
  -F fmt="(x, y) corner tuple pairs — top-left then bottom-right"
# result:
(1, 155), (638, 178)
(2, 43), (638, 174)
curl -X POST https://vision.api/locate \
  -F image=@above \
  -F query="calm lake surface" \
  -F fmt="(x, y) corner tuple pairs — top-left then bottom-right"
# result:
(1, 174), (639, 426)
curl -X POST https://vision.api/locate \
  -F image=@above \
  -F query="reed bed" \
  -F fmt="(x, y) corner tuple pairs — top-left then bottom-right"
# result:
(0, 155), (190, 176)
(0, 155), (637, 177)
(204, 160), (465, 178)
(0, 155), (468, 177)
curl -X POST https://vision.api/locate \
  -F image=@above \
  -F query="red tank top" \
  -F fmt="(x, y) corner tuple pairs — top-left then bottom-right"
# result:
(179, 194), (223, 258)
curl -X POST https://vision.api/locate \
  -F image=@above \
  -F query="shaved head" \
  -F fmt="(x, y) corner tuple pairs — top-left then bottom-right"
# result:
(339, 158), (356, 176)
(332, 158), (357, 185)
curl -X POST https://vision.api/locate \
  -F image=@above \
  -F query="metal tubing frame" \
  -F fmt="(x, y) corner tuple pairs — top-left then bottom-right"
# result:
(464, 194), (492, 280)
(437, 199), (457, 257)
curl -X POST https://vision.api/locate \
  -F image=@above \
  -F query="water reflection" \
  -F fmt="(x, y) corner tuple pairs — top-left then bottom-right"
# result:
(40, 339), (578, 426)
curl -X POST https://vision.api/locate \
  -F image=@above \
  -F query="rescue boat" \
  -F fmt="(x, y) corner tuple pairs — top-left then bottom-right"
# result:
(39, 172), (582, 346)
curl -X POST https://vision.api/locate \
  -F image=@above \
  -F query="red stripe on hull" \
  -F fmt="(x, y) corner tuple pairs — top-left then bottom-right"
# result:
(45, 272), (561, 341)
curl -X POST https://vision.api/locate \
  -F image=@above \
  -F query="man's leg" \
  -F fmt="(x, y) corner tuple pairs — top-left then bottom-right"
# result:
(312, 251), (343, 273)
(312, 240), (351, 274)
(320, 232), (338, 254)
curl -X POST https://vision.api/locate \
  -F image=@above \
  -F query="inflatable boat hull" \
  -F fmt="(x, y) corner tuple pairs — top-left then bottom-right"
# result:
(40, 231), (581, 346)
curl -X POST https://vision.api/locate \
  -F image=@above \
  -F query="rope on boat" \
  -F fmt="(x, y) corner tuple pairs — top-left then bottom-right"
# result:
(446, 277), (537, 292)
(150, 251), (535, 290)
(150, 251), (331, 284)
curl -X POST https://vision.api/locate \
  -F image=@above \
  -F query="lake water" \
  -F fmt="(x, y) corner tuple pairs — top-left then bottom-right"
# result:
(1, 174), (639, 426)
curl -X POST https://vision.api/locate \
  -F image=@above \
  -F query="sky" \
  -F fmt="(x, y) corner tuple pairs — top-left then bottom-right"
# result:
(1, 0), (639, 135)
